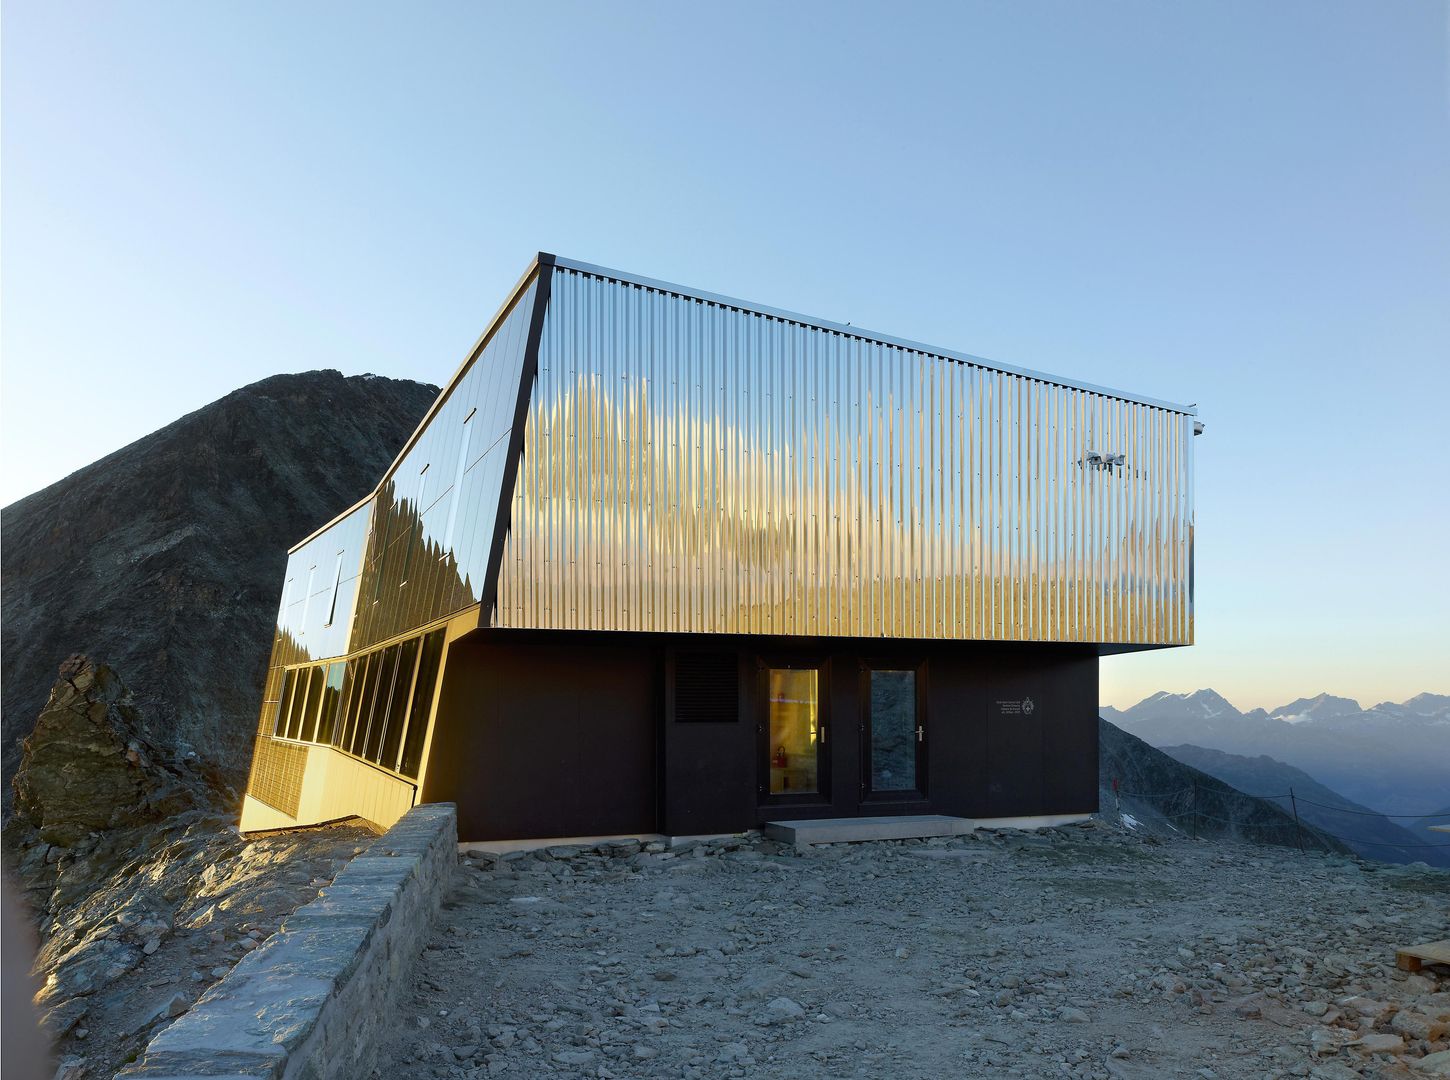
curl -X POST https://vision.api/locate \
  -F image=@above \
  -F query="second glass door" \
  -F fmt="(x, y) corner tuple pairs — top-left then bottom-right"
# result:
(864, 666), (925, 799)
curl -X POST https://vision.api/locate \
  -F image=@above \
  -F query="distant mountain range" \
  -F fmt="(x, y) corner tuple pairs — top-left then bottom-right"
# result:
(1, 371), (438, 797)
(1103, 689), (1450, 821)
(1159, 743), (1450, 868)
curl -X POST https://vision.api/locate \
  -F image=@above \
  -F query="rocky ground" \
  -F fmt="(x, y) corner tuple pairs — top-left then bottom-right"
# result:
(2, 657), (373, 1079)
(375, 823), (1448, 1080)
(32, 817), (371, 1079)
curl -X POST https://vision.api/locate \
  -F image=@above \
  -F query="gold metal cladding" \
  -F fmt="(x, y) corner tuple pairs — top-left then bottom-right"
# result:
(494, 267), (1195, 645)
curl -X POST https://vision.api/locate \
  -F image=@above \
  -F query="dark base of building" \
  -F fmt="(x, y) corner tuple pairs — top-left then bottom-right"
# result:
(421, 629), (1100, 844)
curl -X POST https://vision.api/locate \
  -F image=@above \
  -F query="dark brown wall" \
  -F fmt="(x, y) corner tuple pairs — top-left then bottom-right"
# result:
(423, 629), (1099, 841)
(421, 635), (660, 841)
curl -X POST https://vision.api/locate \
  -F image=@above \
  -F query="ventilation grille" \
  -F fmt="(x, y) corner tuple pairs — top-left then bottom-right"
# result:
(674, 652), (738, 723)
(247, 735), (309, 816)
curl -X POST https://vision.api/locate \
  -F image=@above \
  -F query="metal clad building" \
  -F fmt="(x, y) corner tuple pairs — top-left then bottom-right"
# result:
(241, 254), (1199, 841)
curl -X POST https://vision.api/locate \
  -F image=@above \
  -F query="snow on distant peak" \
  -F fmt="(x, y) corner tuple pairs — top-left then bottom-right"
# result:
(1270, 693), (1362, 723)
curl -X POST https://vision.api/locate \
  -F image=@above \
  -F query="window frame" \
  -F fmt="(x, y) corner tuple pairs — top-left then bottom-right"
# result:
(858, 658), (929, 803)
(754, 654), (831, 808)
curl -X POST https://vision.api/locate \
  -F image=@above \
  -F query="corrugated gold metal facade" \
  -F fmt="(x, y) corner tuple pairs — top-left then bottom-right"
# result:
(494, 266), (1195, 644)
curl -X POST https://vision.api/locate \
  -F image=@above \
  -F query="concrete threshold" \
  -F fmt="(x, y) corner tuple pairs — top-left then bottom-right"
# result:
(460, 831), (747, 855)
(764, 814), (975, 846)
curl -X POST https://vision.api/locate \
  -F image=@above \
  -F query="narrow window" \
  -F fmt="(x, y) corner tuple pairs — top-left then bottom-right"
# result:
(274, 669), (296, 736)
(363, 645), (401, 762)
(378, 637), (420, 770)
(349, 651), (382, 757)
(299, 564), (317, 632)
(316, 662), (345, 744)
(399, 629), (446, 778)
(441, 411), (474, 559)
(298, 666), (325, 743)
(371, 496), (391, 605)
(399, 464), (428, 587)
(323, 552), (345, 628)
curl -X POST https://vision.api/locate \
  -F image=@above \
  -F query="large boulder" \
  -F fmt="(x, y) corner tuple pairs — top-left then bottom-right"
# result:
(10, 657), (215, 848)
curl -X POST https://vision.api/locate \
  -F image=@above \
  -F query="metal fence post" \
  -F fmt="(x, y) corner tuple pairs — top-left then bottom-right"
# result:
(1191, 781), (1198, 840)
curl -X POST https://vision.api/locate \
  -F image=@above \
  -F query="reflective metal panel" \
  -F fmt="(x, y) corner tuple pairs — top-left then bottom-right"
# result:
(494, 267), (1194, 644)
(349, 276), (538, 650)
(248, 273), (538, 764)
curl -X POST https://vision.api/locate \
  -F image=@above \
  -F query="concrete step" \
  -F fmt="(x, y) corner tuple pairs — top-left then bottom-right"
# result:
(764, 814), (975, 846)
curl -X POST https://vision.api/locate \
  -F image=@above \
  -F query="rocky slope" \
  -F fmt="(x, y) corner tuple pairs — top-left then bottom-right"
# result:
(1161, 744), (1450, 869)
(1104, 689), (1450, 820)
(0, 370), (437, 796)
(1097, 719), (1349, 855)
(3, 658), (370, 1079)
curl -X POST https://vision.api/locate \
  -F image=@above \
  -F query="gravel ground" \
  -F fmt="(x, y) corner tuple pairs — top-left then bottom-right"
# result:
(374, 821), (1449, 1080)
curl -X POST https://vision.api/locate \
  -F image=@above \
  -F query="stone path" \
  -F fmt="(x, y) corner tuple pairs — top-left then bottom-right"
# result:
(375, 822), (1449, 1079)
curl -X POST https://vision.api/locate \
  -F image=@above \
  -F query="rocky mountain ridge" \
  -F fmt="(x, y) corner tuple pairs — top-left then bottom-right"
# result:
(0, 369), (438, 797)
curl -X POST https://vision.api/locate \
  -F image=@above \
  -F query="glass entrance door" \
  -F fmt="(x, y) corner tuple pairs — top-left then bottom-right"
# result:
(864, 667), (925, 799)
(765, 667), (824, 798)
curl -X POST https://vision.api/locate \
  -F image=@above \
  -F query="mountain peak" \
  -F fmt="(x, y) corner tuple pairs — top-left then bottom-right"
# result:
(1270, 693), (1363, 723)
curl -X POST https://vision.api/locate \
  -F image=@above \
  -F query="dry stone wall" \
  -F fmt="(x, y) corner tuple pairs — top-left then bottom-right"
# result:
(118, 802), (456, 1080)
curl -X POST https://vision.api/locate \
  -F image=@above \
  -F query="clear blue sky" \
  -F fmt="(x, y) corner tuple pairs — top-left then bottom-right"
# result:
(3, 2), (1447, 710)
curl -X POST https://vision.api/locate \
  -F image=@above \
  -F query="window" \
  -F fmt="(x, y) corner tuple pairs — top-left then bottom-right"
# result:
(324, 552), (345, 628)
(768, 668), (820, 795)
(299, 666), (325, 743)
(378, 637), (419, 770)
(270, 629), (444, 776)
(299, 564), (317, 632)
(441, 412), (474, 557)
(399, 465), (429, 587)
(348, 652), (382, 757)
(274, 669), (296, 736)
(362, 646), (400, 762)
(316, 662), (345, 744)
(400, 630), (446, 778)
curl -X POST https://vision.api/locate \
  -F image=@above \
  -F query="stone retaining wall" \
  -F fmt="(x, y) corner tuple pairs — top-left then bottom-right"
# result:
(119, 802), (456, 1080)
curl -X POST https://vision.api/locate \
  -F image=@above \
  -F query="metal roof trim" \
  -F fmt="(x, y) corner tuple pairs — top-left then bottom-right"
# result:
(550, 254), (1198, 417)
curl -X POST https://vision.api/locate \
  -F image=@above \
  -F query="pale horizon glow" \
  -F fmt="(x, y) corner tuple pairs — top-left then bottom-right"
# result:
(3, 2), (1447, 709)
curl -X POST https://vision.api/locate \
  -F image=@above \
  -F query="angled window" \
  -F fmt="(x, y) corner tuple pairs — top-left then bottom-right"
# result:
(323, 552), (345, 628)
(399, 629), (446, 779)
(316, 662), (345, 744)
(273, 669), (296, 736)
(378, 637), (419, 770)
(441, 411), (474, 558)
(299, 565), (317, 633)
(299, 666), (325, 743)
(399, 464), (429, 587)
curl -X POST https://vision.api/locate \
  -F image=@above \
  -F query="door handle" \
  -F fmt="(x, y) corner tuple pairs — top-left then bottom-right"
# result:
(916, 726), (924, 743)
